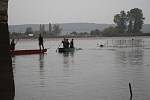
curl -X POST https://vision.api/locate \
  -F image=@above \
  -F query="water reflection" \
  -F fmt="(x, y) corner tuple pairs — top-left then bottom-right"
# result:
(130, 96), (132, 100)
(39, 54), (45, 87)
(115, 40), (146, 100)
(61, 52), (75, 78)
(11, 38), (150, 100)
(12, 56), (16, 73)
(128, 48), (144, 65)
(116, 48), (144, 66)
(62, 52), (74, 65)
(62, 52), (74, 57)
(39, 54), (44, 68)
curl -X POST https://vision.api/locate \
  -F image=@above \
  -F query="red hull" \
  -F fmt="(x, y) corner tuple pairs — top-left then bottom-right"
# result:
(10, 49), (47, 55)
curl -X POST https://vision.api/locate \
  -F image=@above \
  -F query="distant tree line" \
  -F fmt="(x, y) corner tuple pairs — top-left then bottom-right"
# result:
(69, 8), (145, 37)
(38, 23), (62, 36)
(10, 23), (63, 38)
(69, 29), (102, 37)
(24, 23), (62, 37)
(10, 8), (146, 38)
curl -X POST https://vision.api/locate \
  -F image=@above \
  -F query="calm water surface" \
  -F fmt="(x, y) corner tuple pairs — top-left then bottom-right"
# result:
(12, 37), (150, 100)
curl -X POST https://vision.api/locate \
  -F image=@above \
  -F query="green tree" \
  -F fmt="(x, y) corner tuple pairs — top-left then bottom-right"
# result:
(79, 32), (89, 36)
(49, 23), (52, 33)
(127, 11), (133, 33)
(25, 27), (33, 34)
(102, 26), (118, 36)
(70, 31), (78, 36)
(52, 24), (62, 35)
(114, 11), (127, 33)
(127, 8), (145, 33)
(90, 29), (101, 36)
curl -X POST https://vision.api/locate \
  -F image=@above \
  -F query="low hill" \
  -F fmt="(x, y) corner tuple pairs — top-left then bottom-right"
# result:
(9, 23), (150, 34)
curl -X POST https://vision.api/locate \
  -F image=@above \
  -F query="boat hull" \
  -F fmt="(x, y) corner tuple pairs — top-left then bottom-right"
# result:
(10, 49), (47, 56)
(58, 48), (75, 53)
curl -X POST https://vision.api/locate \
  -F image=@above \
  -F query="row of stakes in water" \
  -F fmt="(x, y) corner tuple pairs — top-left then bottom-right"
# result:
(98, 39), (144, 48)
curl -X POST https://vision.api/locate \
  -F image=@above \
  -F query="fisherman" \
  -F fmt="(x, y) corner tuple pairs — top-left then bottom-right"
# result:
(38, 34), (44, 50)
(62, 38), (67, 48)
(66, 39), (69, 48)
(10, 39), (16, 51)
(62, 38), (70, 48)
(70, 38), (74, 48)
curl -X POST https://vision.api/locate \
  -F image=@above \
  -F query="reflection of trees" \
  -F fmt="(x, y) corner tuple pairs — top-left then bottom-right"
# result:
(114, 39), (144, 66)
(128, 48), (143, 65)
(116, 47), (144, 66)
(115, 45), (148, 100)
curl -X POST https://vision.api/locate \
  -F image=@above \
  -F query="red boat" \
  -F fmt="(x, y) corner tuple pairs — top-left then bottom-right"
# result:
(10, 49), (47, 56)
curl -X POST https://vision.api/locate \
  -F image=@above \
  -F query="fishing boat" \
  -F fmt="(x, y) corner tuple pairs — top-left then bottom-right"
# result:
(58, 48), (75, 53)
(10, 49), (47, 56)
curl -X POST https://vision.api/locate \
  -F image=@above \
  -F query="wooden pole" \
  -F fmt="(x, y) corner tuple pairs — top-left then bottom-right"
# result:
(0, 0), (15, 99)
(129, 82), (132, 97)
(56, 42), (62, 52)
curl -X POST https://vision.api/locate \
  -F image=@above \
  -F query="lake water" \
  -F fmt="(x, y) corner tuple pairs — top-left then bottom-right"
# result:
(12, 37), (150, 100)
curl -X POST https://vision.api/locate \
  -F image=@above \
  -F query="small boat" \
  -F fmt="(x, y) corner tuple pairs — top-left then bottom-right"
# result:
(58, 48), (75, 53)
(10, 49), (47, 56)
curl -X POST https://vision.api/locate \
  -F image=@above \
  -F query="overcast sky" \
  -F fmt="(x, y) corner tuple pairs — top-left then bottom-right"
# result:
(8, 0), (150, 25)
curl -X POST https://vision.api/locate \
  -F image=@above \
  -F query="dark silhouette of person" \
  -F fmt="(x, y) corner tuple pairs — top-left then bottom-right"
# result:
(38, 34), (44, 50)
(62, 38), (66, 48)
(100, 44), (104, 47)
(70, 39), (74, 48)
(66, 39), (69, 48)
(10, 39), (16, 51)
(62, 38), (69, 48)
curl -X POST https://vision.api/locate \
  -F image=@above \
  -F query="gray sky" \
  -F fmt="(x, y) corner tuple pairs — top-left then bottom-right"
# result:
(8, 0), (150, 25)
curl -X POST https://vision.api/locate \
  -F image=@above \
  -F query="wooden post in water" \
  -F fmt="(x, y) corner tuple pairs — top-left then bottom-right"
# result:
(106, 40), (108, 47)
(129, 82), (132, 97)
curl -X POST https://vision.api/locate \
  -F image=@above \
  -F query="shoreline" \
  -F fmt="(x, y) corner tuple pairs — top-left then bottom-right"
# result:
(10, 35), (150, 41)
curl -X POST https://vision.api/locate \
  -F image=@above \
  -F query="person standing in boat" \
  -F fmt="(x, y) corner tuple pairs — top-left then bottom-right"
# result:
(62, 38), (69, 48)
(38, 34), (44, 50)
(62, 38), (66, 48)
(66, 39), (70, 48)
(10, 39), (16, 51)
(70, 38), (74, 48)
